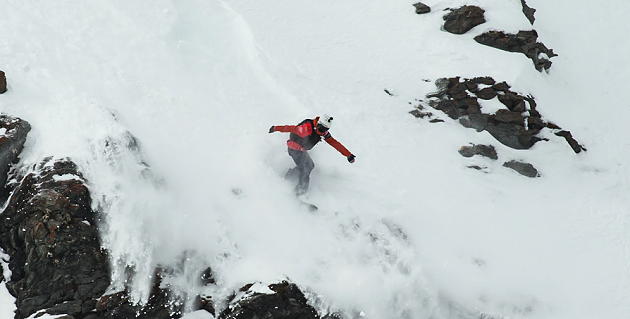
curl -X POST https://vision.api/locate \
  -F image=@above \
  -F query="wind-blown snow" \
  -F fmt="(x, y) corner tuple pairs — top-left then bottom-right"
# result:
(1, 0), (629, 318)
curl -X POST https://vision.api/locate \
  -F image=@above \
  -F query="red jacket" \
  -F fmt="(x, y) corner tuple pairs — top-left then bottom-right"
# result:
(272, 117), (352, 157)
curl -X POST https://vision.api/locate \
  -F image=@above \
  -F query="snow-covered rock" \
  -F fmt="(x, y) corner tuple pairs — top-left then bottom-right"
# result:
(421, 76), (584, 152)
(0, 159), (108, 318)
(443, 6), (486, 35)
(0, 115), (30, 203)
(219, 281), (319, 319)
(474, 30), (557, 71)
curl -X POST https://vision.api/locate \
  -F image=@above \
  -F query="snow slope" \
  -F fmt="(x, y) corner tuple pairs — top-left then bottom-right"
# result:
(1, 0), (629, 318)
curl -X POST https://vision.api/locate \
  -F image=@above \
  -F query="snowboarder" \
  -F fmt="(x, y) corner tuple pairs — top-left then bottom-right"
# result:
(269, 115), (355, 195)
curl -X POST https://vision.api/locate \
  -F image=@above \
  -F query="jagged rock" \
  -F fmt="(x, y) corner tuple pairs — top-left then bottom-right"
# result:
(524, 95), (540, 117)
(463, 81), (479, 93)
(193, 294), (215, 316)
(457, 97), (481, 115)
(546, 122), (561, 130)
(521, 0), (536, 25)
(421, 76), (585, 152)
(555, 130), (587, 153)
(492, 81), (511, 92)
(459, 114), (487, 132)
(46, 300), (83, 316)
(93, 267), (185, 319)
(191, 267), (217, 315)
(469, 76), (495, 86)
(0, 127), (202, 318)
(0, 158), (110, 319)
(409, 103), (436, 119)
(94, 292), (128, 313)
(503, 160), (539, 177)
(474, 30), (557, 71)
(446, 82), (470, 100)
(485, 122), (541, 149)
(435, 77), (451, 90)
(527, 117), (545, 130)
(467, 77), (498, 100)
(459, 144), (498, 160)
(492, 109), (524, 124)
(443, 6), (486, 34)
(219, 281), (319, 319)
(475, 87), (497, 100)
(431, 99), (460, 119)
(0, 115), (31, 202)
(409, 109), (433, 119)
(0, 71), (7, 94)
(413, 2), (430, 14)
(498, 93), (526, 112)
(429, 77), (543, 149)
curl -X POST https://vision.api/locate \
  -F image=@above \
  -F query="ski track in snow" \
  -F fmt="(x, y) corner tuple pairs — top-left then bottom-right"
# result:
(0, 0), (629, 318)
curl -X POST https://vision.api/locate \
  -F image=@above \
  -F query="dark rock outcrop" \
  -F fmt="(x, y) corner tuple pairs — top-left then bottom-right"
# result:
(493, 109), (524, 124)
(0, 119), (217, 318)
(409, 103), (434, 119)
(219, 281), (319, 319)
(193, 294), (215, 316)
(0, 71), (7, 94)
(192, 267), (216, 316)
(409, 109), (433, 119)
(555, 130), (587, 153)
(443, 6), (486, 34)
(483, 121), (541, 150)
(476, 87), (497, 100)
(413, 2), (431, 14)
(459, 144), (498, 160)
(432, 99), (460, 119)
(91, 262), (217, 319)
(0, 158), (110, 319)
(0, 115), (31, 202)
(92, 267), (185, 319)
(503, 160), (539, 177)
(521, 0), (536, 25)
(474, 30), (557, 71)
(416, 76), (585, 153)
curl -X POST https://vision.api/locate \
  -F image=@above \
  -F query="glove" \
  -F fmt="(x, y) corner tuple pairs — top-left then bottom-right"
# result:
(347, 154), (356, 163)
(269, 126), (275, 133)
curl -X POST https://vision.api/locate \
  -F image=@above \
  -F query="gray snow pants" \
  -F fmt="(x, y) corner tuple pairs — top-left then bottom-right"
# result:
(286, 148), (314, 195)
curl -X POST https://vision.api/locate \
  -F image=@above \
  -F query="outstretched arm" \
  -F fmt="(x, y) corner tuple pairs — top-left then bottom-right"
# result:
(269, 125), (298, 134)
(325, 136), (355, 162)
(270, 123), (315, 138)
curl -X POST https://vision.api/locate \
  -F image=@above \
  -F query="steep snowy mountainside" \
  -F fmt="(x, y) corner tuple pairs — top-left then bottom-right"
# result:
(0, 0), (629, 318)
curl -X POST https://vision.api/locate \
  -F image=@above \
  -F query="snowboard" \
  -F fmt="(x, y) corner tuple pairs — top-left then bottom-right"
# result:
(296, 194), (318, 212)
(285, 168), (318, 211)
